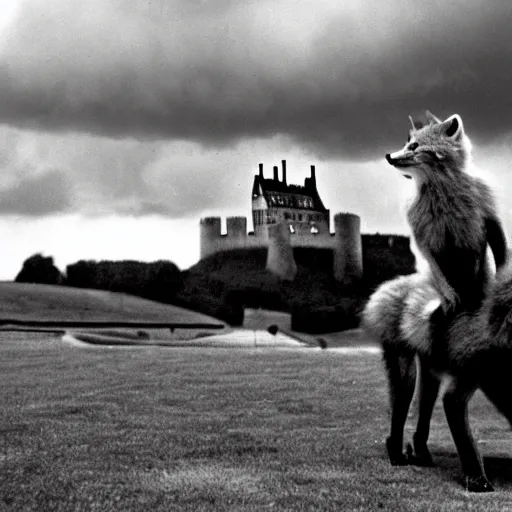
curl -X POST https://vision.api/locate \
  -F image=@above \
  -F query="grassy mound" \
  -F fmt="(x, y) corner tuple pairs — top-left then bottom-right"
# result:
(0, 281), (222, 324)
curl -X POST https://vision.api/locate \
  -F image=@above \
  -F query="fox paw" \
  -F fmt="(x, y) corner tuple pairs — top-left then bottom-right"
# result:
(411, 434), (435, 466)
(464, 475), (494, 493)
(406, 442), (435, 467)
(386, 437), (408, 466)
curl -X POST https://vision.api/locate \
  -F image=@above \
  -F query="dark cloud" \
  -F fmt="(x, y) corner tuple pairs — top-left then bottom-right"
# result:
(0, 169), (72, 216)
(0, 0), (511, 159)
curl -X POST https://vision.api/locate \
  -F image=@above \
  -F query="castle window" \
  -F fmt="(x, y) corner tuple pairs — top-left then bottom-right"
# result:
(284, 212), (291, 220)
(298, 214), (303, 221)
(259, 210), (264, 225)
(267, 208), (278, 224)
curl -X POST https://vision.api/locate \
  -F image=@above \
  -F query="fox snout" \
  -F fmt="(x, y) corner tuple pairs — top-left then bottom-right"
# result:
(385, 149), (415, 167)
(386, 151), (414, 178)
(386, 150), (409, 165)
(386, 151), (407, 166)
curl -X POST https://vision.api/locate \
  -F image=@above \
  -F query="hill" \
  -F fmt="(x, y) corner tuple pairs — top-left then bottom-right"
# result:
(179, 248), (344, 311)
(179, 235), (415, 310)
(175, 236), (415, 331)
(0, 281), (222, 325)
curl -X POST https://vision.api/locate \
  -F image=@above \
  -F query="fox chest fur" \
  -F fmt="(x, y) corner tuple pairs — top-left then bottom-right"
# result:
(407, 173), (493, 303)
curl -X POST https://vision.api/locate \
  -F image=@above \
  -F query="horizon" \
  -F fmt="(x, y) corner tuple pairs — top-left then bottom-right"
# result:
(1, 1), (511, 279)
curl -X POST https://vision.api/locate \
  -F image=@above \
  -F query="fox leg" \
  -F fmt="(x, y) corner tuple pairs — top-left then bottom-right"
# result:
(443, 379), (493, 492)
(409, 356), (440, 466)
(429, 305), (460, 371)
(382, 344), (416, 465)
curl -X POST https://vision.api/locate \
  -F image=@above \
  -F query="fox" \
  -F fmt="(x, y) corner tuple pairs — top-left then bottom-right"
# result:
(362, 269), (512, 492)
(385, 111), (508, 356)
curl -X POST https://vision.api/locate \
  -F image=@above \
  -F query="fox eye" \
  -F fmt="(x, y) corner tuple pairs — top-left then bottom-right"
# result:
(408, 142), (419, 151)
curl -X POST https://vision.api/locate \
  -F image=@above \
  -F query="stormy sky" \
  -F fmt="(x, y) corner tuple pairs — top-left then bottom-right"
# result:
(0, 0), (512, 278)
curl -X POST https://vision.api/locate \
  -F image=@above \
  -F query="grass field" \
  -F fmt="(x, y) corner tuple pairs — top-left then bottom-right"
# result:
(2, 333), (512, 511)
(0, 281), (221, 324)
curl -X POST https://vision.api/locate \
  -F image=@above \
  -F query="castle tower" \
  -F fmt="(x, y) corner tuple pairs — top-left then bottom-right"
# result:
(333, 213), (363, 283)
(266, 222), (297, 281)
(200, 217), (222, 259)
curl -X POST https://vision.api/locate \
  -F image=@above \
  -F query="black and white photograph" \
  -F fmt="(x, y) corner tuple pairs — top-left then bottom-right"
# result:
(2, 0), (512, 509)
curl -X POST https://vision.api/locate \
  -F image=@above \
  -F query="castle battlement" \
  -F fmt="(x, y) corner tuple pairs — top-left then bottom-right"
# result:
(201, 213), (359, 240)
(200, 213), (362, 282)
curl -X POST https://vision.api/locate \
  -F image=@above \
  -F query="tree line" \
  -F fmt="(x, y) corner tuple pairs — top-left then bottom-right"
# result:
(15, 253), (182, 304)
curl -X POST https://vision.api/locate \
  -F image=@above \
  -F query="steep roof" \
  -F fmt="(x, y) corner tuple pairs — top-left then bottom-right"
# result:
(252, 167), (327, 212)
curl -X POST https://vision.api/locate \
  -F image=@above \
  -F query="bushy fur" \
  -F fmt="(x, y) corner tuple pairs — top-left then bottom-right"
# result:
(371, 112), (509, 492)
(363, 274), (493, 368)
(363, 270), (512, 491)
(363, 273), (437, 354)
(386, 113), (507, 318)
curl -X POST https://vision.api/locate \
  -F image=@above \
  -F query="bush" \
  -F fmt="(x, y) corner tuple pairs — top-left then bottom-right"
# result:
(224, 287), (284, 311)
(15, 253), (64, 285)
(291, 297), (364, 334)
(176, 291), (244, 327)
(65, 259), (182, 303)
(217, 300), (245, 327)
(143, 260), (182, 302)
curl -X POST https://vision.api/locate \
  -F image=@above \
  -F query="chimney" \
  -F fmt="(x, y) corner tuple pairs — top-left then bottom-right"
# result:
(281, 160), (287, 185)
(259, 163), (264, 178)
(273, 165), (279, 181)
(310, 165), (316, 182)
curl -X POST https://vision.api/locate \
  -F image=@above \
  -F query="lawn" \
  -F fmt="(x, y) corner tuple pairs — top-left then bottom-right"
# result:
(2, 333), (512, 511)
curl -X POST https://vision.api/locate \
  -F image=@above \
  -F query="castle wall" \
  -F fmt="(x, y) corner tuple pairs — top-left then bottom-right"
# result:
(200, 216), (268, 260)
(200, 215), (341, 260)
(226, 217), (247, 239)
(289, 231), (337, 248)
(200, 213), (364, 284)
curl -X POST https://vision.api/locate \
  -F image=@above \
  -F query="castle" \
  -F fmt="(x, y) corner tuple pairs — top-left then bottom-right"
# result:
(200, 161), (363, 283)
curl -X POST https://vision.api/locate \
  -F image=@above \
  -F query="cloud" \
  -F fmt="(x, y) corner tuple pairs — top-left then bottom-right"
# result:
(0, 0), (511, 159)
(0, 124), (323, 219)
(0, 169), (72, 216)
(1, 0), (511, 230)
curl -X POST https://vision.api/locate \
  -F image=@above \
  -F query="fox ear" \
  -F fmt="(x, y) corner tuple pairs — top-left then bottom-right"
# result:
(442, 114), (464, 139)
(425, 110), (442, 124)
(408, 115), (423, 131)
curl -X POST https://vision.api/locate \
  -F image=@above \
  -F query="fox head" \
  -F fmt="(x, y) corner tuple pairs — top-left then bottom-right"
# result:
(385, 111), (471, 181)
